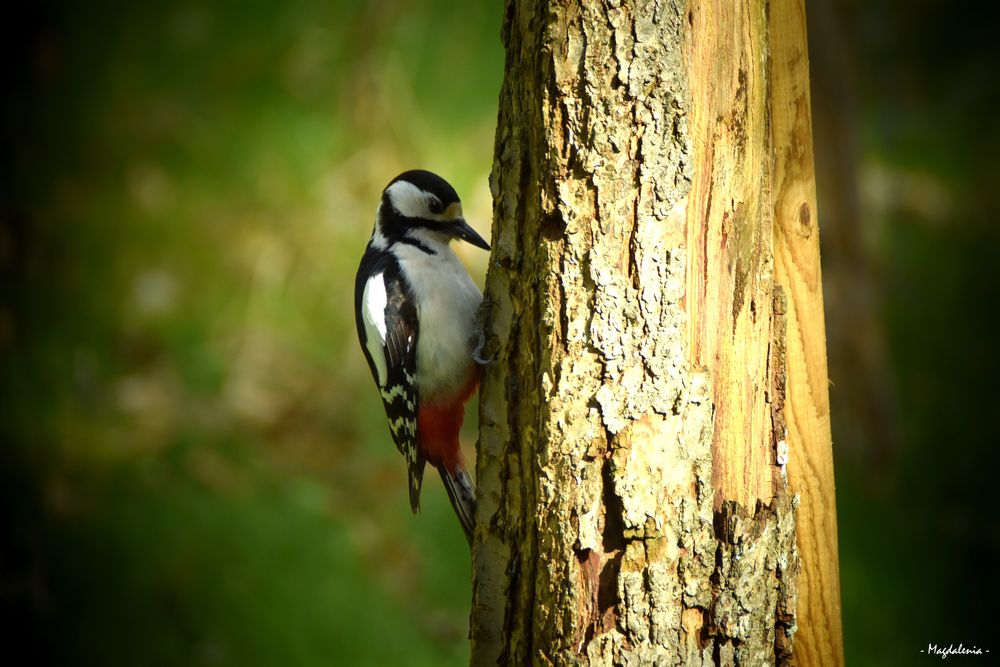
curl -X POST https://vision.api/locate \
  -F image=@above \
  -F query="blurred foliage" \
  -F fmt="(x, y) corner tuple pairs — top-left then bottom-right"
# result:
(1, 0), (997, 665)
(823, 0), (1000, 664)
(1, 0), (500, 664)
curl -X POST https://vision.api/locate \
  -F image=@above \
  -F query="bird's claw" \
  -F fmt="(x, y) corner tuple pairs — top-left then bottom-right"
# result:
(471, 299), (496, 365)
(472, 331), (495, 366)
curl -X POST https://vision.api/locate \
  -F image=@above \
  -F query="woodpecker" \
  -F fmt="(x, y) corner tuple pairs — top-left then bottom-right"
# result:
(354, 170), (489, 545)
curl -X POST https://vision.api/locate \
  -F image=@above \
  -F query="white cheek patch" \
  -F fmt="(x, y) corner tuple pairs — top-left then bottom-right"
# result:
(361, 274), (388, 385)
(385, 180), (431, 219)
(385, 180), (460, 223)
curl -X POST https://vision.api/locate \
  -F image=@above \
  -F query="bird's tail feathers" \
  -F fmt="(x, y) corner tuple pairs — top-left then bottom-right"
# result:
(408, 452), (427, 514)
(437, 463), (476, 546)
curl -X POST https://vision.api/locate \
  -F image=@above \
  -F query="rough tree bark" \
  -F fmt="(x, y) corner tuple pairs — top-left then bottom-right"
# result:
(471, 0), (842, 665)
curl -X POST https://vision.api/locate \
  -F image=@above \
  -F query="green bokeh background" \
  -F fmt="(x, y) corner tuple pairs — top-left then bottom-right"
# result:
(1, 1), (996, 665)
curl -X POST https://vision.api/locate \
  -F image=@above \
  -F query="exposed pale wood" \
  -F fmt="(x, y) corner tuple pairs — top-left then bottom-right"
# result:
(768, 0), (845, 665)
(684, 0), (776, 511)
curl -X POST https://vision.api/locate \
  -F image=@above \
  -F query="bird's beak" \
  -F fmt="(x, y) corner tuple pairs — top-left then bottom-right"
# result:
(450, 218), (491, 251)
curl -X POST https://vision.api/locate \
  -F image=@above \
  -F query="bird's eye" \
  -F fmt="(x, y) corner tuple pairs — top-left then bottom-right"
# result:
(428, 198), (444, 214)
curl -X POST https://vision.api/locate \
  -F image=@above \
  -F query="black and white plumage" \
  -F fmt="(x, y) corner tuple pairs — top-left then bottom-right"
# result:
(356, 252), (423, 501)
(354, 170), (490, 544)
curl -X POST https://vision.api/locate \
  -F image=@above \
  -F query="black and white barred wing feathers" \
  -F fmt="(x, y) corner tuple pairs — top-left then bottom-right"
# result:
(356, 259), (426, 512)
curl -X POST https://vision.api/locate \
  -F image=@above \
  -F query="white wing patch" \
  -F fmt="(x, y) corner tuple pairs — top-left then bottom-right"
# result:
(361, 273), (388, 385)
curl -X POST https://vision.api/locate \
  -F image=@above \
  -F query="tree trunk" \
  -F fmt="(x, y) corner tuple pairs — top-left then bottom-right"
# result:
(471, 0), (842, 665)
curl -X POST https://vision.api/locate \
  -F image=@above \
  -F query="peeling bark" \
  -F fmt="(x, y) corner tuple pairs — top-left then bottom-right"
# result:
(471, 1), (839, 665)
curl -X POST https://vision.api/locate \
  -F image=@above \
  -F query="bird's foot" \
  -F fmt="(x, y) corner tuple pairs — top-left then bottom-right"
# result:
(471, 299), (496, 366)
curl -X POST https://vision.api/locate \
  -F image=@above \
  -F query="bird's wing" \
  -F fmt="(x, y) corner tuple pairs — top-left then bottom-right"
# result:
(356, 255), (426, 511)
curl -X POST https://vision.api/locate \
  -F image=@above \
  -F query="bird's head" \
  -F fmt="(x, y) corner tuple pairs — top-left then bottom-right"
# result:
(374, 170), (491, 251)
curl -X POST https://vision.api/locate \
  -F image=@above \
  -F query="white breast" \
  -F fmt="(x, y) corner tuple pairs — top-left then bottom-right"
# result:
(392, 241), (481, 405)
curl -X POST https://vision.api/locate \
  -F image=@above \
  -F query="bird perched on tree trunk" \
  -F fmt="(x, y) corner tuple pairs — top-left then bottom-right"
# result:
(354, 170), (490, 545)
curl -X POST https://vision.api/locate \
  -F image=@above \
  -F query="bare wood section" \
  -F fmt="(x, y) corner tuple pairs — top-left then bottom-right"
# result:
(685, 0), (776, 511)
(768, 0), (845, 664)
